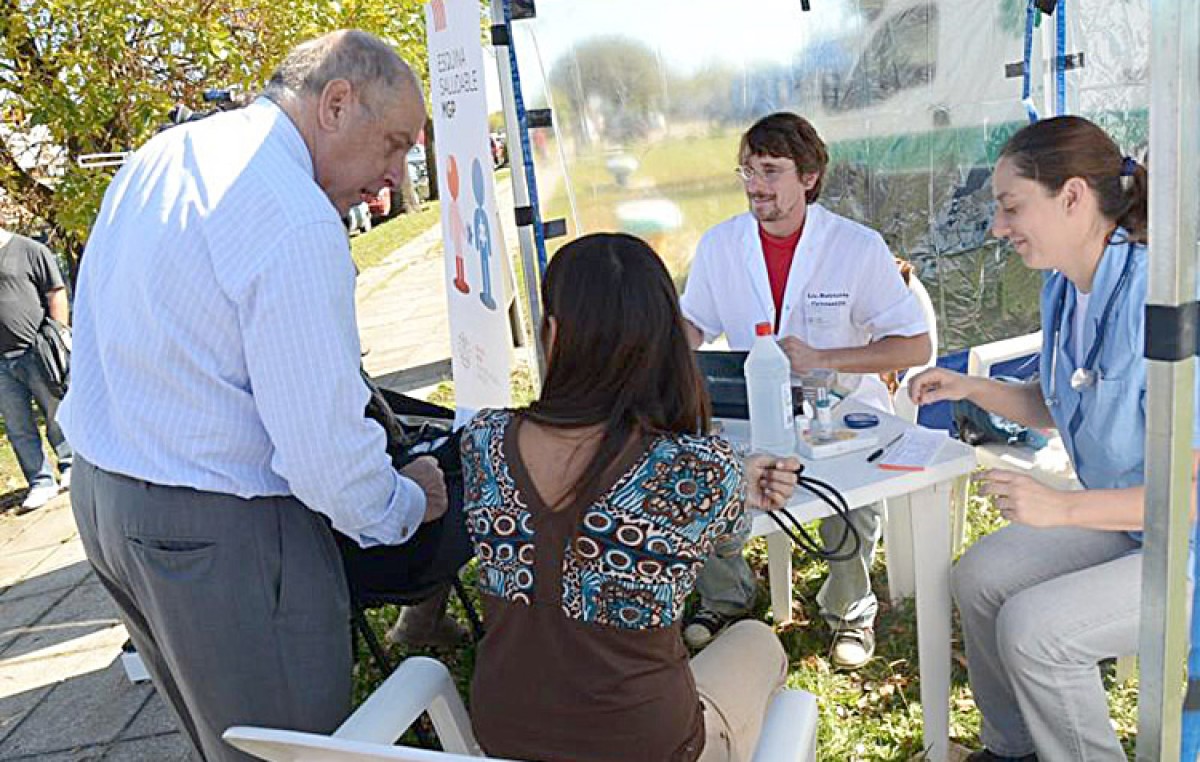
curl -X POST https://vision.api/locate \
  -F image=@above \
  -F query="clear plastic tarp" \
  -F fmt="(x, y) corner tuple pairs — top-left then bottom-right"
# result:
(507, 0), (1149, 352)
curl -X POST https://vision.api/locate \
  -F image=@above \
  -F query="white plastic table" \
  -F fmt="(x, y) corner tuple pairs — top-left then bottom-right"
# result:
(719, 401), (976, 762)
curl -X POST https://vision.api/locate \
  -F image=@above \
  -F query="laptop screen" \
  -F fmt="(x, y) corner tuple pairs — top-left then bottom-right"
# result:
(694, 350), (750, 420)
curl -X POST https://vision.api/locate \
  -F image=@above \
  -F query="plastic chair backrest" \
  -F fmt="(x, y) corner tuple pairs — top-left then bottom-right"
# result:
(225, 656), (818, 762)
(893, 272), (939, 423)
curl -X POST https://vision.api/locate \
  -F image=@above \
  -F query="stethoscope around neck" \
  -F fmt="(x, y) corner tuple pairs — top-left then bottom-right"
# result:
(1044, 238), (1137, 408)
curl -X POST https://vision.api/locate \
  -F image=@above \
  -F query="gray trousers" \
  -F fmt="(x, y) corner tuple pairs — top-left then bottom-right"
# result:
(71, 457), (352, 762)
(696, 504), (881, 631)
(953, 523), (1141, 761)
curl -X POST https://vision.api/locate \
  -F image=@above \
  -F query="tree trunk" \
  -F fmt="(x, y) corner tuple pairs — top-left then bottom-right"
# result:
(395, 171), (421, 215)
(424, 116), (439, 202)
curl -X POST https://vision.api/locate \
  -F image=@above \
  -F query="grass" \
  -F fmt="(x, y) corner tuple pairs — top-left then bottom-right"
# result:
(350, 202), (443, 272)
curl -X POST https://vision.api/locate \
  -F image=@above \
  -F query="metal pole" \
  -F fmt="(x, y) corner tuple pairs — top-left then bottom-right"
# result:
(489, 0), (546, 386)
(1138, 1), (1199, 759)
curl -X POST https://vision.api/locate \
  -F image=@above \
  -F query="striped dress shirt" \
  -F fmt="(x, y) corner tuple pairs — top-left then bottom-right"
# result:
(58, 98), (425, 546)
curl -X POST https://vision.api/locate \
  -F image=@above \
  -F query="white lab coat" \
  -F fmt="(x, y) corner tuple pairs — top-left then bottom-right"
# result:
(680, 205), (928, 411)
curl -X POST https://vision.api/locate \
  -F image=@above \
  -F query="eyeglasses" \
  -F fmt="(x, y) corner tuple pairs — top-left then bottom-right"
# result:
(733, 164), (797, 185)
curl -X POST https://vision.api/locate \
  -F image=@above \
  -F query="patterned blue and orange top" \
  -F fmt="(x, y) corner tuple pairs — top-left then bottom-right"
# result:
(461, 408), (745, 762)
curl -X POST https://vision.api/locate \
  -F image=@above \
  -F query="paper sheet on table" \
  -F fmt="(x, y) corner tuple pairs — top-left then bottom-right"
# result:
(877, 427), (949, 471)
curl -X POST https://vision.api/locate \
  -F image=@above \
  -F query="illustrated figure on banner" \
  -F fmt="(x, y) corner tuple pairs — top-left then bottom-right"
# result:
(430, 0), (447, 31)
(469, 157), (498, 311)
(447, 155), (470, 294)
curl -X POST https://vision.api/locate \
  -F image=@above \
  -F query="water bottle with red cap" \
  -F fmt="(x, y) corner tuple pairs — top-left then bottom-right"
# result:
(744, 322), (795, 456)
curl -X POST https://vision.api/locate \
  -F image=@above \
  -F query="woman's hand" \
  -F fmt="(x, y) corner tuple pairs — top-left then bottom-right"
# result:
(908, 367), (975, 406)
(975, 469), (1074, 527)
(745, 455), (802, 510)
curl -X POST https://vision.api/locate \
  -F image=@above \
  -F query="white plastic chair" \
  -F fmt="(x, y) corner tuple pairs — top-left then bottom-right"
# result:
(223, 656), (820, 762)
(966, 331), (1079, 492)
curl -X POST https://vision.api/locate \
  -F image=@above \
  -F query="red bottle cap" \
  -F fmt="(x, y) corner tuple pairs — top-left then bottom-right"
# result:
(755, 322), (772, 336)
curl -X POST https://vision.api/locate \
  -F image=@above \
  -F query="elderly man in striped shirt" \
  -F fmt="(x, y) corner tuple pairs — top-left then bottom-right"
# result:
(59, 31), (441, 761)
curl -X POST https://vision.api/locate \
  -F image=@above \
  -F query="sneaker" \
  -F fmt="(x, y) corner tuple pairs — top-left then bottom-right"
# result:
(965, 751), (1038, 762)
(831, 627), (875, 670)
(17, 483), (60, 515)
(683, 607), (736, 649)
(59, 469), (71, 491)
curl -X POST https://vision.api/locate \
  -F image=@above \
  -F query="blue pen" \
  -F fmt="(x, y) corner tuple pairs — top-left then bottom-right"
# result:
(866, 432), (904, 463)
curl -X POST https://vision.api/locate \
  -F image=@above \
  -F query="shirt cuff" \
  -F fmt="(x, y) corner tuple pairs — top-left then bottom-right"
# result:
(353, 471), (428, 548)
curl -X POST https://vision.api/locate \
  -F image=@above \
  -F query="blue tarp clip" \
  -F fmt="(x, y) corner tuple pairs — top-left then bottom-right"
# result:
(1021, 0), (1040, 123)
(1054, 0), (1067, 115)
(502, 0), (549, 276)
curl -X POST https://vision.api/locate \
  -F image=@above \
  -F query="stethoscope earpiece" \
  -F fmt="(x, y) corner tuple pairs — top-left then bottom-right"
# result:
(1069, 367), (1098, 392)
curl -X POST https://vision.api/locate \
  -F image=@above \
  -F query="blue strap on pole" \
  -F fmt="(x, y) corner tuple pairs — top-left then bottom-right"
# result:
(502, 0), (549, 276)
(1021, 0), (1040, 123)
(1054, 0), (1067, 115)
(1183, 516), (1200, 760)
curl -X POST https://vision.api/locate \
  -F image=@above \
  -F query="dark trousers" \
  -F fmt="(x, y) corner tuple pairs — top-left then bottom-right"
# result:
(71, 456), (352, 761)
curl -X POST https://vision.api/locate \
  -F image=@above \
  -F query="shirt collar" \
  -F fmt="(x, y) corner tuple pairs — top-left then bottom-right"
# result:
(248, 97), (315, 180)
(1087, 227), (1137, 305)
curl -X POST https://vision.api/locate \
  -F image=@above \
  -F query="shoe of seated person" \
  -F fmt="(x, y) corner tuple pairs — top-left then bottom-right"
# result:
(17, 483), (60, 515)
(59, 468), (71, 491)
(385, 587), (468, 649)
(831, 626), (875, 670)
(682, 607), (738, 649)
(965, 750), (1038, 762)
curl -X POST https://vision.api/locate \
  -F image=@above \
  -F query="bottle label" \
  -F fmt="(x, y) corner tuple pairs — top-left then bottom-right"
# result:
(780, 383), (794, 430)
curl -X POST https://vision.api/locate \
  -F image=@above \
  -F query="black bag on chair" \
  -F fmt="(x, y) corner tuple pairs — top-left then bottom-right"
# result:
(334, 372), (475, 604)
(33, 317), (70, 398)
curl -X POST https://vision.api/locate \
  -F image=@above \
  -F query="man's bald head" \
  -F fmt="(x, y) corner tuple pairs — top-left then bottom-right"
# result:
(263, 30), (421, 115)
(262, 30), (427, 215)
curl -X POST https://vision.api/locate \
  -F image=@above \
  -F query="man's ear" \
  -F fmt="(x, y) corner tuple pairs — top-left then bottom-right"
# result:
(316, 79), (355, 132)
(799, 171), (821, 192)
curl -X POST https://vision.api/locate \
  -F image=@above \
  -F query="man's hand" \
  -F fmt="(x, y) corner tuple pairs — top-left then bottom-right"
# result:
(400, 456), (448, 523)
(778, 336), (824, 374)
(745, 455), (802, 510)
(907, 367), (975, 406)
(975, 469), (1072, 528)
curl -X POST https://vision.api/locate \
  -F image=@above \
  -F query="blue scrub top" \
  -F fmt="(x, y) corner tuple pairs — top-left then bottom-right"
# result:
(1039, 233), (1148, 491)
(1039, 232), (1200, 545)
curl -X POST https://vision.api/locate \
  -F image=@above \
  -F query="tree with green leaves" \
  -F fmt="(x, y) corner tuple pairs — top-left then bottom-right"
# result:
(0, 0), (429, 272)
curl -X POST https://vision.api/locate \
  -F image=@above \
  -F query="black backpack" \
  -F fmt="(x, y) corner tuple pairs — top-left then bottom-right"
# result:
(333, 372), (474, 601)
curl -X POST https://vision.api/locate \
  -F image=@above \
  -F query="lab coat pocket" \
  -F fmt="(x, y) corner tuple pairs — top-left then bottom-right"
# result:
(804, 303), (852, 345)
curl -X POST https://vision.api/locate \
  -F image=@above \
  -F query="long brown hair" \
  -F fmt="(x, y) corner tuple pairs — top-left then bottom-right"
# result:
(999, 115), (1148, 243)
(524, 232), (711, 507)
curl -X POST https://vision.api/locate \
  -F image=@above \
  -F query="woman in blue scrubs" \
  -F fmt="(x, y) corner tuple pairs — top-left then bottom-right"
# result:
(910, 115), (1198, 762)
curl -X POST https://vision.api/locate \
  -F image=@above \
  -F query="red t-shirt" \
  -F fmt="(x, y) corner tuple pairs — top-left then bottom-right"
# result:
(758, 224), (803, 332)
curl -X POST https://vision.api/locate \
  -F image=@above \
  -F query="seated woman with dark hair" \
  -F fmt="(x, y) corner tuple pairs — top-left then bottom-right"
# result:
(460, 232), (801, 762)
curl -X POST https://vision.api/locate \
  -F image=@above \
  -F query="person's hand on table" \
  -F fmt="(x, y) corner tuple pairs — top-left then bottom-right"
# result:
(908, 367), (975, 406)
(975, 469), (1072, 527)
(400, 456), (448, 523)
(778, 336), (825, 374)
(745, 455), (802, 510)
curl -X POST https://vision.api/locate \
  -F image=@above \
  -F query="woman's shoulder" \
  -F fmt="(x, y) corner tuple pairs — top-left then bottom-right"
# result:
(646, 431), (742, 469)
(461, 408), (516, 452)
(464, 408), (514, 432)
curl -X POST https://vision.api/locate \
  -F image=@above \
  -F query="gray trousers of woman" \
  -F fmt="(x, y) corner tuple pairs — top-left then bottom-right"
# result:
(953, 522), (1141, 761)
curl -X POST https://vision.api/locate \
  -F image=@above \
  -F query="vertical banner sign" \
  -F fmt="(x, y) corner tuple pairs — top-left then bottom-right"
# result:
(427, 0), (512, 423)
